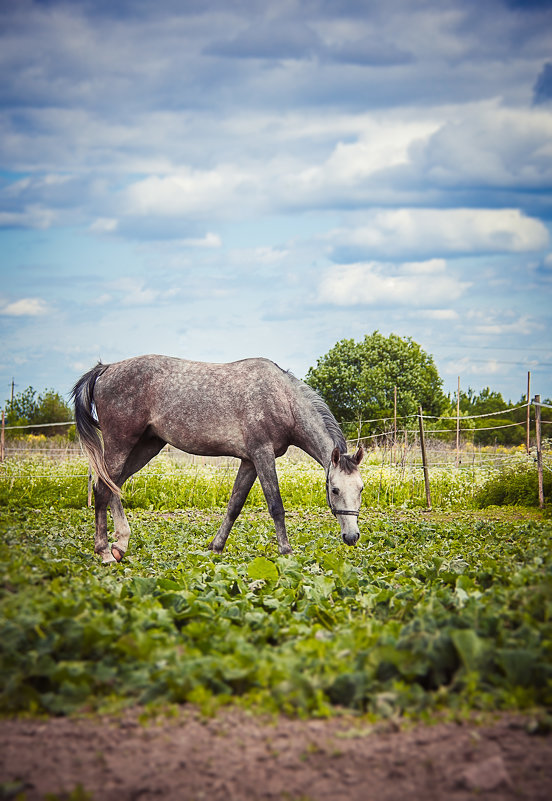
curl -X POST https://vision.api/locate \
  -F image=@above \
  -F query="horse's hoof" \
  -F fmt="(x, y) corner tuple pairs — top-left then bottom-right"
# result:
(100, 551), (117, 564)
(279, 546), (293, 555)
(111, 545), (124, 562)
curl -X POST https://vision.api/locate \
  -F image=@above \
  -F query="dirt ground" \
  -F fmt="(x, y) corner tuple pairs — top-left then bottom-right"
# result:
(1, 710), (552, 801)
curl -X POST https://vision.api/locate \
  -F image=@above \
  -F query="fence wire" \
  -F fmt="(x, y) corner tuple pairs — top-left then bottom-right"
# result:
(1, 403), (549, 507)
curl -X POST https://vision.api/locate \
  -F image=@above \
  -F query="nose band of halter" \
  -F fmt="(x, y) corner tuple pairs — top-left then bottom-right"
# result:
(325, 466), (361, 519)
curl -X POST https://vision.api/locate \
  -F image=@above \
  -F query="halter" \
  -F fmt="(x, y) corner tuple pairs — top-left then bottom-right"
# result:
(325, 464), (361, 518)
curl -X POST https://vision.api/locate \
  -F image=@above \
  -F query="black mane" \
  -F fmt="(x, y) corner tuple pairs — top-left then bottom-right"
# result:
(285, 371), (348, 454)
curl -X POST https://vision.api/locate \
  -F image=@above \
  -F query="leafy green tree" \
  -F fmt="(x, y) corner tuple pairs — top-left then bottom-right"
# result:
(455, 387), (509, 416)
(4, 386), (73, 436)
(5, 386), (39, 426)
(305, 332), (447, 435)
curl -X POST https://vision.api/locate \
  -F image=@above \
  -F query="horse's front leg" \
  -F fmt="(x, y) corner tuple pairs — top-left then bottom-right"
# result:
(110, 494), (131, 562)
(94, 480), (117, 563)
(208, 459), (257, 553)
(252, 448), (293, 555)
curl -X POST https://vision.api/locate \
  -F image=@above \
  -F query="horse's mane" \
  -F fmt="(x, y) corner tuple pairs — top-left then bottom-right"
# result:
(283, 370), (348, 454)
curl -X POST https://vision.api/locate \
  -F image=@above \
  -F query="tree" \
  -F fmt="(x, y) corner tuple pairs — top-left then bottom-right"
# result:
(305, 332), (447, 436)
(455, 387), (508, 416)
(4, 386), (74, 436)
(5, 387), (39, 426)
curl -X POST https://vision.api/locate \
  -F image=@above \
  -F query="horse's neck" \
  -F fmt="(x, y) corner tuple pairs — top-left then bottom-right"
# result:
(293, 414), (337, 468)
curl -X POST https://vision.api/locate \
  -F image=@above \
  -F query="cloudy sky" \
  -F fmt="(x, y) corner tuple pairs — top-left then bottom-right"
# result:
(1, 0), (551, 410)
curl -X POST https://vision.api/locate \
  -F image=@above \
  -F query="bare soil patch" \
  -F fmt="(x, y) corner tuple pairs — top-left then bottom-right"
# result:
(1, 710), (551, 801)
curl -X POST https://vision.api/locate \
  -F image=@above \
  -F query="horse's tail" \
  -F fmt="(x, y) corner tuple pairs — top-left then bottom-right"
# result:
(71, 362), (120, 496)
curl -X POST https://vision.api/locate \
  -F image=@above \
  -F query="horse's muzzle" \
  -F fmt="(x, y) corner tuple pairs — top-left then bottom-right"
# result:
(342, 531), (359, 546)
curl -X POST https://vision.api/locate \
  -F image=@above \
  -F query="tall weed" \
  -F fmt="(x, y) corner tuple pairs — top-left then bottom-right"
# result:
(476, 457), (551, 508)
(1, 453), (500, 511)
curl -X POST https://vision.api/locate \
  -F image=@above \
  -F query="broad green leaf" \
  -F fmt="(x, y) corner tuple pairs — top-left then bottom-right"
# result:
(450, 629), (488, 671)
(247, 557), (279, 583)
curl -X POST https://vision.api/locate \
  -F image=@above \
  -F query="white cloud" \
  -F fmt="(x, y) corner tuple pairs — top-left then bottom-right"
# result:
(443, 356), (503, 376)
(0, 206), (55, 230)
(317, 259), (470, 307)
(90, 217), (118, 233)
(330, 208), (549, 259)
(90, 293), (113, 306)
(282, 118), (439, 199)
(416, 309), (460, 321)
(0, 298), (50, 316)
(417, 104), (552, 189)
(181, 232), (222, 248)
(123, 167), (252, 219)
(102, 278), (180, 307)
(465, 311), (538, 337)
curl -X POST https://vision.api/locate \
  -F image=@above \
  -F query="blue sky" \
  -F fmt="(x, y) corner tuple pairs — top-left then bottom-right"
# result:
(1, 0), (551, 410)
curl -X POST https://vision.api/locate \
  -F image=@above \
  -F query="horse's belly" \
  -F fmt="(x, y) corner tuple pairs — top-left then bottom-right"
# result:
(152, 416), (249, 460)
(152, 403), (288, 460)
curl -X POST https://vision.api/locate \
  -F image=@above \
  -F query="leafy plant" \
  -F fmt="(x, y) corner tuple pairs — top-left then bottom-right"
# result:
(476, 458), (551, 507)
(1, 504), (550, 720)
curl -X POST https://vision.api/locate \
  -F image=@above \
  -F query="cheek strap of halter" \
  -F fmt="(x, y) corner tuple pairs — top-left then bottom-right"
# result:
(325, 465), (361, 518)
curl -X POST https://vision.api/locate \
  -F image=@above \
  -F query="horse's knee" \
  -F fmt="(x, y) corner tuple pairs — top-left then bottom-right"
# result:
(268, 501), (285, 521)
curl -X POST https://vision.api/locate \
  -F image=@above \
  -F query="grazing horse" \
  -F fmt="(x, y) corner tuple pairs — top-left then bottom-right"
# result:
(72, 355), (364, 563)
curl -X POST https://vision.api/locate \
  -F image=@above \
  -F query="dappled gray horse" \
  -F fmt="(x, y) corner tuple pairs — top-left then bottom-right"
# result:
(72, 355), (364, 563)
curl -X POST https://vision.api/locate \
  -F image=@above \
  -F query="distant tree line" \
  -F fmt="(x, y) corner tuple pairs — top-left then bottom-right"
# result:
(443, 386), (530, 446)
(3, 387), (74, 437)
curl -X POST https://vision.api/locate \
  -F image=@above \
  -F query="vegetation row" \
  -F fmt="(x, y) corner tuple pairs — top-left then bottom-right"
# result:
(1, 505), (550, 720)
(0, 453), (550, 511)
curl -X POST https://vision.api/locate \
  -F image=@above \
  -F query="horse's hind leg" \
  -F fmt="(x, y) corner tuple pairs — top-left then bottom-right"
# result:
(109, 432), (165, 561)
(208, 459), (257, 553)
(94, 479), (117, 563)
(109, 495), (131, 562)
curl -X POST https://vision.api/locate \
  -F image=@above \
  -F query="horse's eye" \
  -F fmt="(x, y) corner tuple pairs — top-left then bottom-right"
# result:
(332, 487), (340, 495)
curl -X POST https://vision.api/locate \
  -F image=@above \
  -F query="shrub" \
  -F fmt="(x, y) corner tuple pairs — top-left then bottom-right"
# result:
(476, 459), (550, 508)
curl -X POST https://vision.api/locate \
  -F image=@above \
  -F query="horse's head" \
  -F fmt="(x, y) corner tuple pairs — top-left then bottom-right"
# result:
(326, 446), (364, 546)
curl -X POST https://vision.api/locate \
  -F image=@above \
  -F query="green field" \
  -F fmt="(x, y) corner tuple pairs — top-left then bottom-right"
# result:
(1, 455), (551, 721)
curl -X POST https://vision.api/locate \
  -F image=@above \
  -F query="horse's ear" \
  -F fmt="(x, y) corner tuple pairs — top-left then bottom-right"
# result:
(354, 446), (364, 465)
(331, 447), (341, 467)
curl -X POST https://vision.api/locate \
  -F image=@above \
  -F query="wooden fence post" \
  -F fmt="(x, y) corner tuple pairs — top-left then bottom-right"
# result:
(393, 385), (397, 445)
(456, 375), (461, 468)
(526, 371), (531, 454)
(534, 395), (544, 509)
(1, 410), (4, 464)
(418, 405), (432, 510)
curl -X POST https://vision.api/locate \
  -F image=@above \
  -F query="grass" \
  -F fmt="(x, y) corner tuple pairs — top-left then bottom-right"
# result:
(1, 451), (550, 721)
(0, 449), (530, 511)
(1, 500), (551, 720)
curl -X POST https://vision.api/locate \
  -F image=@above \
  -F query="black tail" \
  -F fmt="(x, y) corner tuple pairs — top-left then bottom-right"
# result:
(71, 363), (120, 495)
